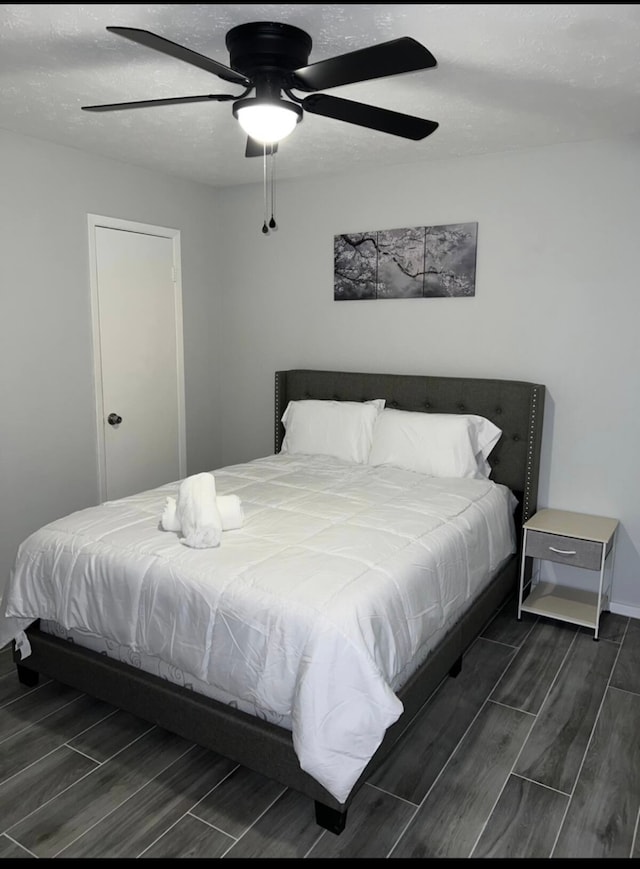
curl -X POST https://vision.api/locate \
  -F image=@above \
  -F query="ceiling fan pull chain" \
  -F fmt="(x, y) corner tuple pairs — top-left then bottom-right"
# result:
(269, 147), (277, 230)
(262, 143), (269, 234)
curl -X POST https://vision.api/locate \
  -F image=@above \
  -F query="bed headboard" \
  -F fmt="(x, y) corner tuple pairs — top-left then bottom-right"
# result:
(274, 369), (545, 526)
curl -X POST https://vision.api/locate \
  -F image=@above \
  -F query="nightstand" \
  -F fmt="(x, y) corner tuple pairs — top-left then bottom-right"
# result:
(517, 508), (618, 640)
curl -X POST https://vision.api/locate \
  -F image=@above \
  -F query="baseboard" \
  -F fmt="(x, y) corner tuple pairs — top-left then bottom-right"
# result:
(609, 601), (640, 621)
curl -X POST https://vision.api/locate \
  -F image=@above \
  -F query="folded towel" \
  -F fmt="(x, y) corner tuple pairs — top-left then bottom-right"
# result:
(215, 494), (244, 531)
(174, 472), (222, 549)
(161, 493), (244, 534)
(160, 483), (245, 542)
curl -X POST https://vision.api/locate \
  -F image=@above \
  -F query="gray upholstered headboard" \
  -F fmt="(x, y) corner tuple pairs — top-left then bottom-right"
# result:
(274, 369), (545, 526)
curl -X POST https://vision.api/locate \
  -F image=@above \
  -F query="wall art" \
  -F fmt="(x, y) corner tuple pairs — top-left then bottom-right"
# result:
(334, 222), (477, 300)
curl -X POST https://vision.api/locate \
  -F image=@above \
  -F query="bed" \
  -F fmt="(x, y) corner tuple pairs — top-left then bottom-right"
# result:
(2, 368), (545, 834)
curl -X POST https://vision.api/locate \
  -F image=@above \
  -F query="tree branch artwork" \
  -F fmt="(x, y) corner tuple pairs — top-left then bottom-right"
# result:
(334, 223), (477, 300)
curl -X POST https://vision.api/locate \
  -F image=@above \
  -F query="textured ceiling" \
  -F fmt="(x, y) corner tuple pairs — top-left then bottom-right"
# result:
(1, 4), (639, 188)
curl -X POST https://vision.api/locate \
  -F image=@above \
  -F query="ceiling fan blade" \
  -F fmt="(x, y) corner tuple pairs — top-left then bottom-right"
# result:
(302, 93), (438, 140)
(245, 138), (279, 158)
(291, 37), (436, 92)
(106, 27), (251, 87)
(82, 94), (236, 112)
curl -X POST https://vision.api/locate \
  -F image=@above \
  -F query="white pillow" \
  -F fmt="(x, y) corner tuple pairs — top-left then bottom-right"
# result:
(466, 414), (502, 477)
(281, 399), (385, 464)
(368, 409), (501, 479)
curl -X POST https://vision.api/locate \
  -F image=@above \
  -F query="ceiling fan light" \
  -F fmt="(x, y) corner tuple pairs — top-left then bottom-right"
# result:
(233, 99), (301, 144)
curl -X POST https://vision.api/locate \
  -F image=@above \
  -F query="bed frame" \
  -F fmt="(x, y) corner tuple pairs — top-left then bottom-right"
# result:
(13, 369), (545, 835)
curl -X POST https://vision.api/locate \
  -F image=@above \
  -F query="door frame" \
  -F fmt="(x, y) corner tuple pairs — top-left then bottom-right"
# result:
(87, 213), (187, 502)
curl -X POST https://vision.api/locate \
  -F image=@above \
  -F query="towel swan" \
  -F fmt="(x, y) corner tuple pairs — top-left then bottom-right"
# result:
(161, 473), (244, 547)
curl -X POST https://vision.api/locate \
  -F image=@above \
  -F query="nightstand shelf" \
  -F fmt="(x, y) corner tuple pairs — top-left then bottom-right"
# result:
(518, 508), (618, 640)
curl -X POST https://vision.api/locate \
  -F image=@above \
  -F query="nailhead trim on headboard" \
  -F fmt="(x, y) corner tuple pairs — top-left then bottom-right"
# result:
(274, 373), (281, 452)
(522, 386), (540, 523)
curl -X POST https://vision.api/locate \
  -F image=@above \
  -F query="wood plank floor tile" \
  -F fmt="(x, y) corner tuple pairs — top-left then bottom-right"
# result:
(191, 765), (287, 839)
(221, 788), (325, 859)
(0, 668), (44, 708)
(0, 834), (34, 858)
(307, 783), (416, 858)
(57, 744), (238, 857)
(0, 694), (115, 783)
(141, 813), (234, 859)
(514, 630), (618, 792)
(369, 637), (515, 803)
(480, 598), (538, 646)
(471, 774), (568, 857)
(0, 671), (50, 708)
(553, 686), (640, 858)
(0, 680), (74, 736)
(592, 611), (628, 644)
(610, 618), (640, 694)
(490, 619), (577, 713)
(6, 727), (193, 857)
(389, 700), (533, 858)
(0, 646), (17, 678)
(0, 746), (99, 832)
(68, 708), (154, 762)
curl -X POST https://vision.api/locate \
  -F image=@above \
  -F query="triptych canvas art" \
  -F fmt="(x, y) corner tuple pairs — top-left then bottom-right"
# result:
(334, 222), (478, 301)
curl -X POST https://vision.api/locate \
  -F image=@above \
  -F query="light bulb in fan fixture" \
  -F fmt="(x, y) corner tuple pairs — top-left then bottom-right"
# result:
(233, 98), (302, 144)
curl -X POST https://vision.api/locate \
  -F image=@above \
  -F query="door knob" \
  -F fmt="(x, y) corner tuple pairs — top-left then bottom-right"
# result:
(107, 413), (123, 426)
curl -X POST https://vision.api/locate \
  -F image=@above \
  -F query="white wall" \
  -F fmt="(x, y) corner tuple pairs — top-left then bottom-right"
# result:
(0, 129), (222, 597)
(213, 136), (640, 614)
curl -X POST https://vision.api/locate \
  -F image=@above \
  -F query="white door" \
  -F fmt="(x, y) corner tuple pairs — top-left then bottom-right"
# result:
(89, 216), (186, 502)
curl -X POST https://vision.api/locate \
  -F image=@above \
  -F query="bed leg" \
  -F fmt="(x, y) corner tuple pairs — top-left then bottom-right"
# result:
(315, 801), (347, 835)
(16, 664), (39, 687)
(449, 655), (462, 677)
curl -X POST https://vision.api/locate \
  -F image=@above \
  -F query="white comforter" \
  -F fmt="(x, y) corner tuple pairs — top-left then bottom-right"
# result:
(0, 454), (516, 803)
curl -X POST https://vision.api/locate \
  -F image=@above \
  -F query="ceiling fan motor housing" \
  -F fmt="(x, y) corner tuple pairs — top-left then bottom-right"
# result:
(225, 22), (312, 84)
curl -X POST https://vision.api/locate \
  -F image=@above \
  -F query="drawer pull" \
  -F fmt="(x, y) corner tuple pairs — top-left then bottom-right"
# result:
(548, 546), (577, 556)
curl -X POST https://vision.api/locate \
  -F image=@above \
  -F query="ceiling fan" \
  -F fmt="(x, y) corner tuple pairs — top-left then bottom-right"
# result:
(81, 22), (439, 157)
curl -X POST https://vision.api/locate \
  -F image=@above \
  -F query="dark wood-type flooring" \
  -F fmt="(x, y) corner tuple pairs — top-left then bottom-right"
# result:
(1, 598), (639, 858)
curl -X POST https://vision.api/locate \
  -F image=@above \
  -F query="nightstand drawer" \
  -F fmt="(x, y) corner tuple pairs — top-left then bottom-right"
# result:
(525, 530), (603, 570)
